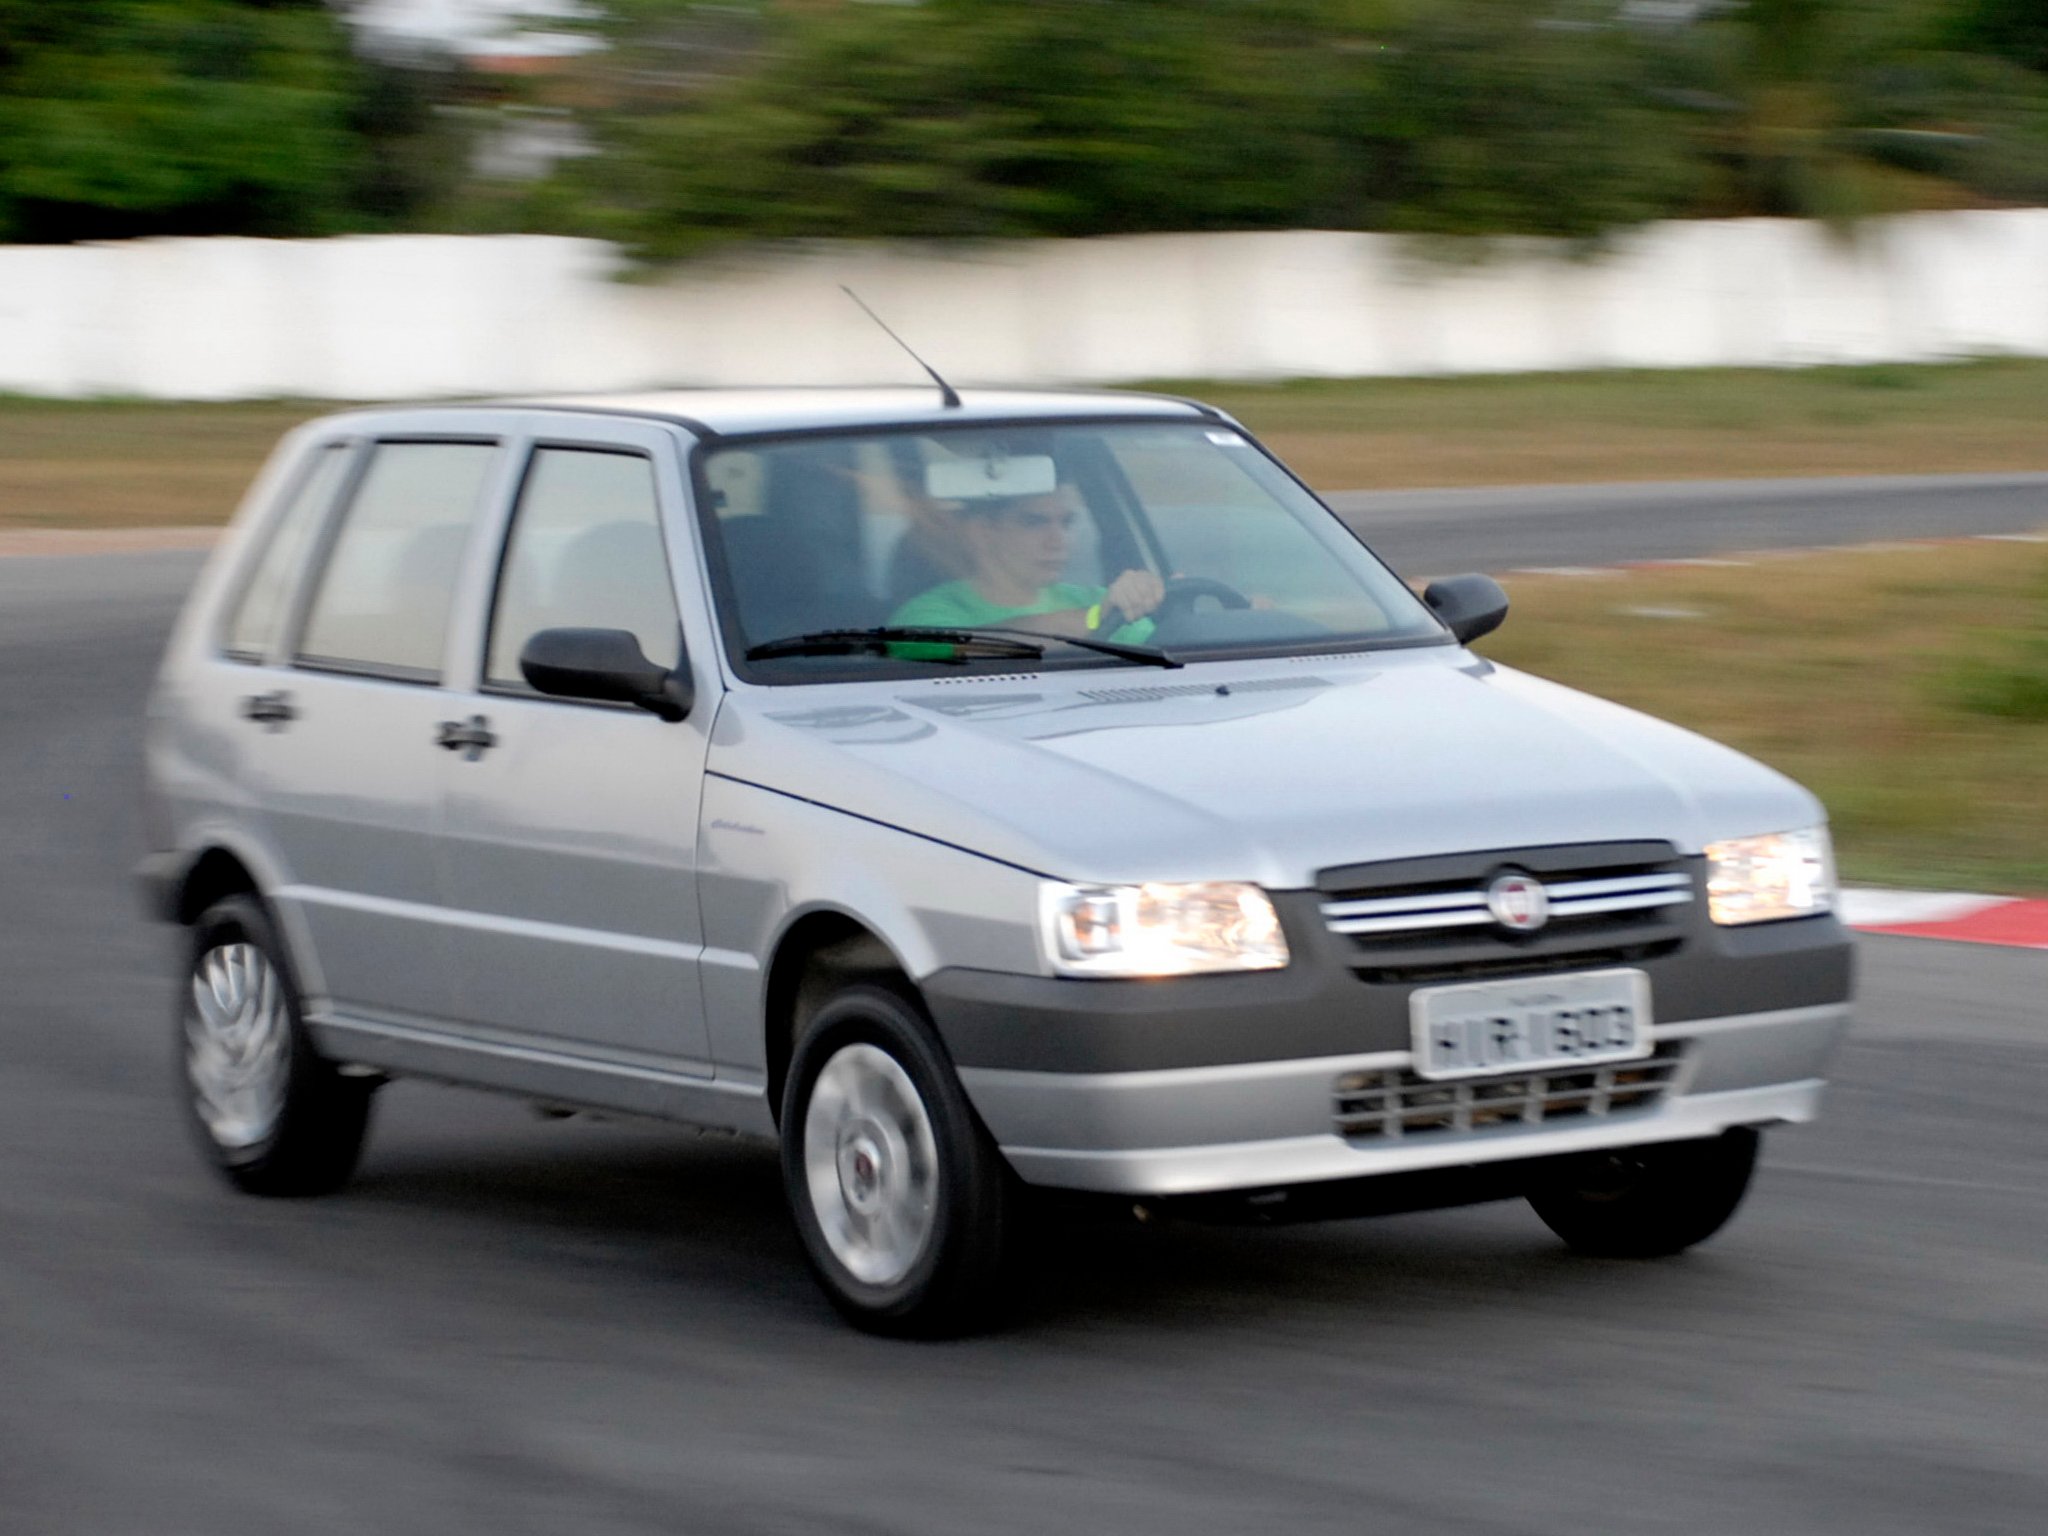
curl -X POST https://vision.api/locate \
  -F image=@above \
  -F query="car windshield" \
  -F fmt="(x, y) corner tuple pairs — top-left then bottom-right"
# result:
(699, 420), (1443, 680)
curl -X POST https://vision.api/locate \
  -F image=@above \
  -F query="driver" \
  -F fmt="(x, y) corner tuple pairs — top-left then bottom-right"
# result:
(889, 487), (1164, 643)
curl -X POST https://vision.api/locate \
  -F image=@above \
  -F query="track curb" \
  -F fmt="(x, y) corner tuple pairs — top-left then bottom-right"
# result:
(1843, 889), (2048, 951)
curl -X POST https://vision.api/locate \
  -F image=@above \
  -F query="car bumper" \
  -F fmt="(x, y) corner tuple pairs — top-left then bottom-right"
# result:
(925, 903), (1853, 1198)
(958, 1003), (1843, 1195)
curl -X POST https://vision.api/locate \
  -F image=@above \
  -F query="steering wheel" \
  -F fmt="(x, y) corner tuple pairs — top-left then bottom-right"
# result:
(1153, 576), (1251, 624)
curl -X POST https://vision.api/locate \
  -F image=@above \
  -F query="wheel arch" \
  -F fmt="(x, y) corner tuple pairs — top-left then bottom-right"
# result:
(762, 907), (919, 1125)
(173, 845), (264, 927)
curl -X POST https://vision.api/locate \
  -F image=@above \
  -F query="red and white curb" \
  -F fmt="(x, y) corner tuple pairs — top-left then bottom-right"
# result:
(1842, 889), (2048, 950)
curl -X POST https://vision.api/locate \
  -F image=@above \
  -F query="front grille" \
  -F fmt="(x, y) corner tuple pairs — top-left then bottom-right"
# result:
(1333, 1042), (1686, 1142)
(1316, 843), (1696, 981)
(1322, 869), (1692, 937)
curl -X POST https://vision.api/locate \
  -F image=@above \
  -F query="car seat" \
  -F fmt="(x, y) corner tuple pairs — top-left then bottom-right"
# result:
(721, 446), (886, 642)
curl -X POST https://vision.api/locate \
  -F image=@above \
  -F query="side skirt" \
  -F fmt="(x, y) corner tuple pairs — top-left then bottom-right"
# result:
(306, 1012), (777, 1139)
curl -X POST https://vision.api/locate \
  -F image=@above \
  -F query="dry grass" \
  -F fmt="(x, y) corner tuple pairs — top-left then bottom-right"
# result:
(1170, 358), (2048, 489)
(4, 358), (2047, 528)
(1479, 535), (2048, 895)
(0, 400), (319, 530)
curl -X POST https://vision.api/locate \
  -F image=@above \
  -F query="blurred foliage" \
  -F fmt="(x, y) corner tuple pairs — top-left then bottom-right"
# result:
(0, 0), (479, 240)
(1651, 0), (2048, 222)
(568, 0), (1379, 257)
(344, 48), (482, 230)
(1368, 1), (1700, 243)
(3, 0), (2045, 250)
(561, 0), (2048, 265)
(1947, 0), (2048, 73)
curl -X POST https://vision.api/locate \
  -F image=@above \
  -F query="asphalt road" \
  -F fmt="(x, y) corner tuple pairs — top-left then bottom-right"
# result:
(1327, 472), (2048, 575)
(3, 524), (2044, 1536)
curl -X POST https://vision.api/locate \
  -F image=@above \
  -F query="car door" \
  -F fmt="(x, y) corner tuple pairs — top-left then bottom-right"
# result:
(243, 428), (511, 1026)
(433, 421), (715, 1071)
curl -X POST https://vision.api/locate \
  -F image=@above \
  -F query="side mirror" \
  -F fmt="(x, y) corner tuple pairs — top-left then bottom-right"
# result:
(1422, 574), (1510, 646)
(519, 628), (693, 722)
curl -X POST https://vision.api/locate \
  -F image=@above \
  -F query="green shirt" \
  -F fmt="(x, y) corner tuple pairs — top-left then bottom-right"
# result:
(889, 580), (1157, 645)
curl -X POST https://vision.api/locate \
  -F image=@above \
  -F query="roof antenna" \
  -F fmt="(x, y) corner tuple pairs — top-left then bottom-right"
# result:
(841, 285), (961, 409)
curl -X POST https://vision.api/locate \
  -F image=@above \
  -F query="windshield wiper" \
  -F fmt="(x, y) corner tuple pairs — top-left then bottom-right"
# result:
(949, 625), (1181, 669)
(746, 625), (1182, 670)
(747, 626), (1041, 663)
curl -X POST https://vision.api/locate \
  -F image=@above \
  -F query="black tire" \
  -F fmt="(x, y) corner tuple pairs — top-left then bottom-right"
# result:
(179, 894), (376, 1197)
(1526, 1128), (1760, 1259)
(780, 982), (1014, 1336)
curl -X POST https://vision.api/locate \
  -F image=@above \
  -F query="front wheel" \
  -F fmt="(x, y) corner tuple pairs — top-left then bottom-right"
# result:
(1526, 1128), (1760, 1258)
(180, 895), (376, 1197)
(781, 983), (1013, 1335)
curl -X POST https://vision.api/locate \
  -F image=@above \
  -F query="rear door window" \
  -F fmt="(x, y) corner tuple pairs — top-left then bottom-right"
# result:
(295, 441), (497, 681)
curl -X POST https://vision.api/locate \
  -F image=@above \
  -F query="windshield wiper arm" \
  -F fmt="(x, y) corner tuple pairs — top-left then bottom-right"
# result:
(745, 627), (1046, 663)
(951, 625), (1182, 669)
(745, 625), (1182, 670)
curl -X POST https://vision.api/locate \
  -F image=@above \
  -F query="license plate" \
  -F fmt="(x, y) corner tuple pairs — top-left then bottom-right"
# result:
(1409, 968), (1652, 1081)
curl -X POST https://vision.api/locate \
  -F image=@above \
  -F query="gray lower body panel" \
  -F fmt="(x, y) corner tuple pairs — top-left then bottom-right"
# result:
(961, 1003), (1847, 1196)
(307, 1012), (777, 1139)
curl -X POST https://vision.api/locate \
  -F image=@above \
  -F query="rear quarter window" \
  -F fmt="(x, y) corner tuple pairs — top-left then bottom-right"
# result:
(219, 443), (353, 662)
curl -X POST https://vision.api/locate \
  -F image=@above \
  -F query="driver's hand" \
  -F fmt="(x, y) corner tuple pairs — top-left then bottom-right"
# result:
(1104, 569), (1165, 622)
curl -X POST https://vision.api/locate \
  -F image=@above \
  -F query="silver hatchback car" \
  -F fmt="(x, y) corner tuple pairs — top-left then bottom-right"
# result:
(143, 388), (1853, 1332)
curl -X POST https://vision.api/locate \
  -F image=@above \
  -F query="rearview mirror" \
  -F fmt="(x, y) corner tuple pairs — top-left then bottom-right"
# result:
(926, 453), (1058, 501)
(519, 628), (693, 722)
(1422, 574), (1509, 646)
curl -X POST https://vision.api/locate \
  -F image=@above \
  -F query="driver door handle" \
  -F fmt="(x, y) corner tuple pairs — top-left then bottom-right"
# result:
(436, 714), (497, 761)
(240, 690), (296, 729)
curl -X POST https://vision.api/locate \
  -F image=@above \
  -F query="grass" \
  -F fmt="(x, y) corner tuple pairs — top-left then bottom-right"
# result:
(1164, 356), (2048, 490)
(0, 397), (321, 531)
(4, 357), (2048, 529)
(1479, 534), (2048, 896)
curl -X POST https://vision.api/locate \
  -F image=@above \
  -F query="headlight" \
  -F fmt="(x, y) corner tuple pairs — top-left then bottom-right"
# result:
(1704, 827), (1835, 926)
(1039, 882), (1290, 977)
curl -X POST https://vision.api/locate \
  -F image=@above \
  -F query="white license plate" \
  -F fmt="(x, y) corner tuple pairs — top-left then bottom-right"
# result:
(1409, 968), (1652, 1081)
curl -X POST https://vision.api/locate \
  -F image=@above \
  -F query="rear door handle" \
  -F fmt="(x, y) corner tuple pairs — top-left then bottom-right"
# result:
(240, 690), (296, 729)
(436, 714), (497, 761)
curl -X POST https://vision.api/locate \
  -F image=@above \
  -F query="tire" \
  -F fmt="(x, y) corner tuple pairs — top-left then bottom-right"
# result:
(1526, 1128), (1760, 1259)
(780, 982), (1014, 1336)
(179, 894), (376, 1197)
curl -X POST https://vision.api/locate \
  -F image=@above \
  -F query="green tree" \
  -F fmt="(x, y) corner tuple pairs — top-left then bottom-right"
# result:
(1650, 0), (2048, 221)
(1948, 0), (2048, 74)
(0, 0), (464, 241)
(1361, 0), (1698, 244)
(573, 0), (1401, 261)
(559, 0), (2048, 262)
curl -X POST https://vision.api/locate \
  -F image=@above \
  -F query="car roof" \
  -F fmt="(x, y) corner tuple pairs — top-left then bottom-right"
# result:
(497, 387), (1217, 438)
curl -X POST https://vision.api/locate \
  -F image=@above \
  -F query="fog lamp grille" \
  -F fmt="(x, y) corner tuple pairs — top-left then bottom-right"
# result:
(1333, 1043), (1686, 1141)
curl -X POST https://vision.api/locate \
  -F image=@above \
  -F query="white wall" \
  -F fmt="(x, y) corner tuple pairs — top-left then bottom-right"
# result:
(2, 211), (2045, 401)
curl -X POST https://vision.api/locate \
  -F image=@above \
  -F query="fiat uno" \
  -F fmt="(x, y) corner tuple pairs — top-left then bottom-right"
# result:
(141, 388), (1853, 1333)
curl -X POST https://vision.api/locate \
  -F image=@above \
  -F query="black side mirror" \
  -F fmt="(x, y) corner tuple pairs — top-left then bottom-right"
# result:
(1422, 574), (1510, 646)
(519, 628), (693, 722)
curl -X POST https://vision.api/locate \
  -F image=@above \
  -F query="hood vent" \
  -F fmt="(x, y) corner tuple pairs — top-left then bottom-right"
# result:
(1079, 676), (1331, 705)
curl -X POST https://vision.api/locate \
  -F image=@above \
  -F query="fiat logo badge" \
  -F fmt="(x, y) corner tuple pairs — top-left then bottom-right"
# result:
(1487, 872), (1549, 933)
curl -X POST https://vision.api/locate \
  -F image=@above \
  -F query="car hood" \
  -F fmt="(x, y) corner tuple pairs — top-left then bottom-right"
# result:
(707, 651), (1823, 889)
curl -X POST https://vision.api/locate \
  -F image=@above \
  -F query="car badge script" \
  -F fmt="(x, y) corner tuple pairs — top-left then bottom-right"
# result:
(1487, 872), (1549, 934)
